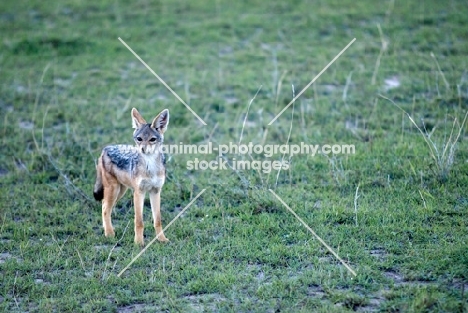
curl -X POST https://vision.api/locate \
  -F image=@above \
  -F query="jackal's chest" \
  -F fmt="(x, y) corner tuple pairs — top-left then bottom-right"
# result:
(137, 154), (165, 193)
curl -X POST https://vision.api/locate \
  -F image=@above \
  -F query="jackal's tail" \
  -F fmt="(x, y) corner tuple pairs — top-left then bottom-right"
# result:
(93, 159), (104, 201)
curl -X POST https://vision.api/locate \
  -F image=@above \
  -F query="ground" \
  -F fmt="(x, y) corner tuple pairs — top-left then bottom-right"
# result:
(0, 0), (467, 312)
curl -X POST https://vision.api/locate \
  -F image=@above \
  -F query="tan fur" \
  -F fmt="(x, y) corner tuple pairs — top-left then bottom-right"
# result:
(94, 108), (169, 246)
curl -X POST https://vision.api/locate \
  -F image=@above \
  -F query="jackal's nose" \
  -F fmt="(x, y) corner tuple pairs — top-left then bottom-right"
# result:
(141, 146), (146, 153)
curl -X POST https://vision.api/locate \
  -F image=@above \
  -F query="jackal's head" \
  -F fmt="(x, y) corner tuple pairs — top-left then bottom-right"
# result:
(131, 108), (169, 154)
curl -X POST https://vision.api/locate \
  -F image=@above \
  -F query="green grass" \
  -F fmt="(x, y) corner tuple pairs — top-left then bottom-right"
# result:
(1, 0), (468, 312)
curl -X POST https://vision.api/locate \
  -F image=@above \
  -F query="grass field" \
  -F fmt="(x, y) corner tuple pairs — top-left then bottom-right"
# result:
(1, 0), (468, 312)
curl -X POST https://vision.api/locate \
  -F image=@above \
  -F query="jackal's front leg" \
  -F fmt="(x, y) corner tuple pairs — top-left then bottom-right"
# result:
(133, 190), (145, 246)
(149, 191), (168, 242)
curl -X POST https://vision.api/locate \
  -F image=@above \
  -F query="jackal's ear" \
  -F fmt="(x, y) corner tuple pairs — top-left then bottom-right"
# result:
(131, 108), (147, 128)
(151, 109), (169, 134)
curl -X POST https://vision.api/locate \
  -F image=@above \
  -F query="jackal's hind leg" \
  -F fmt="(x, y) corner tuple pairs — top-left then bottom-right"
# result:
(102, 184), (121, 237)
(116, 186), (128, 202)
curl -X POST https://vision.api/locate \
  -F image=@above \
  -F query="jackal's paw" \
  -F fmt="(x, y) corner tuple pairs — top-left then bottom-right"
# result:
(134, 237), (145, 247)
(157, 234), (169, 243)
(104, 228), (115, 237)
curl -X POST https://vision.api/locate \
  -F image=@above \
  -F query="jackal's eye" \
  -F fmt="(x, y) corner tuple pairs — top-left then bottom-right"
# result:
(136, 137), (143, 142)
(149, 138), (157, 142)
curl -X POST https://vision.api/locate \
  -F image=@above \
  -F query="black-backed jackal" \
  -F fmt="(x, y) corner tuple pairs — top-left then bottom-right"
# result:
(93, 108), (169, 246)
